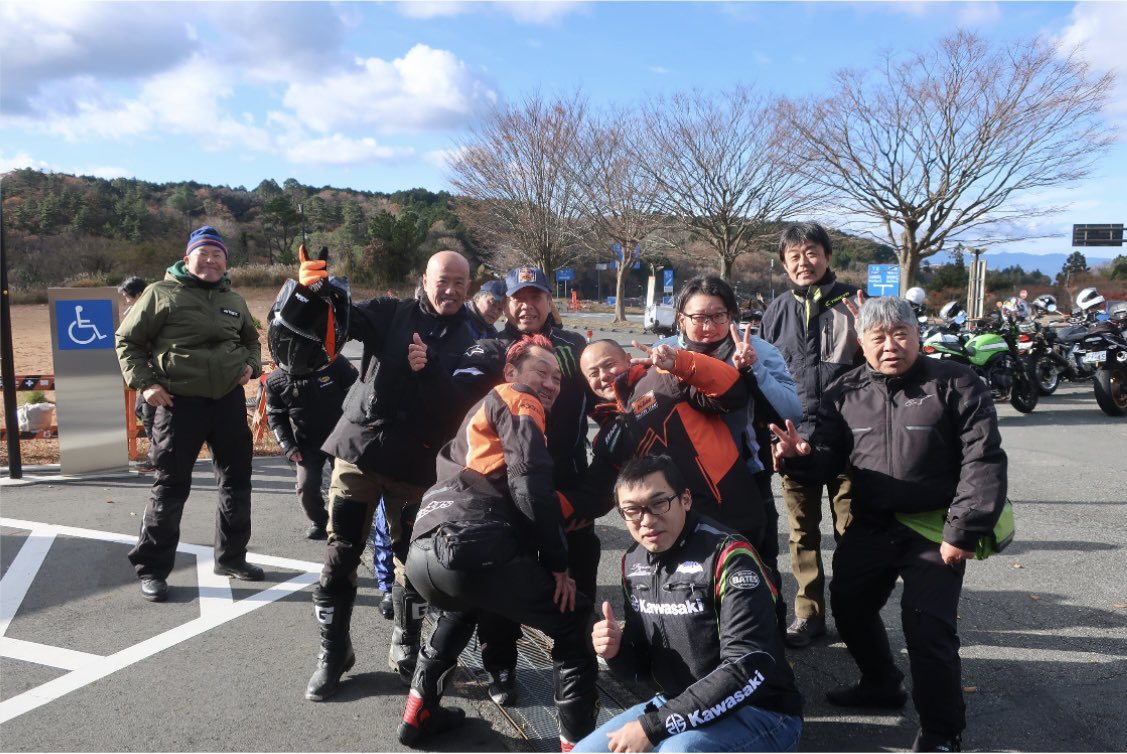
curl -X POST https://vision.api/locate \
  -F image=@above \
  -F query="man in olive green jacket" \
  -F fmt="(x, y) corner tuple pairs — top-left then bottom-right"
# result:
(116, 226), (262, 603)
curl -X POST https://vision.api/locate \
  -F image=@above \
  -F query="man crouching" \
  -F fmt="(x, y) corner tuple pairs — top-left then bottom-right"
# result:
(575, 455), (803, 753)
(398, 335), (599, 751)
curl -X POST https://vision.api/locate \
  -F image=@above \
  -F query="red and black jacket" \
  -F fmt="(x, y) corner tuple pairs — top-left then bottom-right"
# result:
(594, 350), (763, 534)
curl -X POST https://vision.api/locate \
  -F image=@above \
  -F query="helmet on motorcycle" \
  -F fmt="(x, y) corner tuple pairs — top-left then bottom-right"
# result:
(1075, 287), (1105, 313)
(1001, 296), (1031, 320)
(1031, 294), (1057, 314)
(267, 274), (351, 375)
(904, 286), (926, 313)
(939, 301), (965, 323)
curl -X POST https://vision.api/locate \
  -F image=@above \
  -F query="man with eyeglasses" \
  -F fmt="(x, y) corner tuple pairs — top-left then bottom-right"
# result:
(573, 454), (802, 753)
(116, 226), (263, 603)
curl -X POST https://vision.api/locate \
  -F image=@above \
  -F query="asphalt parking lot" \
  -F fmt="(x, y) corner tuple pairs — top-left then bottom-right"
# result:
(2, 321), (1125, 752)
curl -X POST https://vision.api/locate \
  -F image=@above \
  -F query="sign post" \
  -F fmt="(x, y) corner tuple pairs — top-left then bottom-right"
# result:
(48, 288), (129, 474)
(866, 264), (901, 297)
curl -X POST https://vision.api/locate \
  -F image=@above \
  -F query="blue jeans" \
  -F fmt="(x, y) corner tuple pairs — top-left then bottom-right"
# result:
(572, 695), (801, 753)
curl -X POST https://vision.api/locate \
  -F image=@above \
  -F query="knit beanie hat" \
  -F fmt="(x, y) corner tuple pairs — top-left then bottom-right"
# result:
(186, 226), (228, 258)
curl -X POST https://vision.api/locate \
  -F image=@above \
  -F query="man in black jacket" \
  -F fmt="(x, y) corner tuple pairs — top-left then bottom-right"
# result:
(771, 297), (1007, 753)
(759, 221), (863, 648)
(450, 265), (593, 705)
(265, 354), (358, 539)
(299, 249), (475, 701)
(575, 454), (802, 753)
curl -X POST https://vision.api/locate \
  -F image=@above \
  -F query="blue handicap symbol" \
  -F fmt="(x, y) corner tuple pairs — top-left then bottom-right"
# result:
(57, 299), (115, 351)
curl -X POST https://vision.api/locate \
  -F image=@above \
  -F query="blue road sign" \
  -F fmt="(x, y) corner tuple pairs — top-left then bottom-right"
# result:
(556, 268), (574, 282)
(663, 269), (674, 292)
(866, 265), (901, 297)
(56, 299), (115, 350)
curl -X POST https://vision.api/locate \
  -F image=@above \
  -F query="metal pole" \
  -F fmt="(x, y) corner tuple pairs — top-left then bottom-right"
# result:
(1, 202), (23, 478)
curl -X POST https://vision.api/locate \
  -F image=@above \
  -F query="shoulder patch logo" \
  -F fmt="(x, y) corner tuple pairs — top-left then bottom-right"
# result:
(220, 308), (240, 318)
(675, 561), (703, 574)
(629, 594), (641, 613)
(728, 570), (760, 590)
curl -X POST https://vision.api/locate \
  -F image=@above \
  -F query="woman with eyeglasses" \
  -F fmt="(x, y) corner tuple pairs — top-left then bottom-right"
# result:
(654, 275), (802, 635)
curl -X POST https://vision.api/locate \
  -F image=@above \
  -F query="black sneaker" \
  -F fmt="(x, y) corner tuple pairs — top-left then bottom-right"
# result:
(140, 576), (168, 602)
(214, 562), (265, 581)
(784, 615), (826, 648)
(487, 667), (517, 706)
(305, 523), (328, 540)
(826, 678), (908, 709)
(378, 592), (394, 620)
(912, 729), (962, 752)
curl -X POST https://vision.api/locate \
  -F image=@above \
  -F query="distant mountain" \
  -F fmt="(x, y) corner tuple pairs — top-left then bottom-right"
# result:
(962, 250), (1120, 275)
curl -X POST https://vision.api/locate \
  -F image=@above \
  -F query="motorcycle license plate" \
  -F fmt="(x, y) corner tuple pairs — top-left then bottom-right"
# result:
(1082, 350), (1106, 364)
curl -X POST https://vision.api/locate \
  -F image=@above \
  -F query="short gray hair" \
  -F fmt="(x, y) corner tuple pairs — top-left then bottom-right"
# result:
(858, 297), (917, 333)
(473, 287), (503, 304)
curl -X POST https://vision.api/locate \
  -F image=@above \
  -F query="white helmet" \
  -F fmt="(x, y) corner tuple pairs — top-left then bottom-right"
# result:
(1075, 287), (1105, 312)
(1032, 294), (1057, 314)
(1001, 296), (1030, 320)
(939, 301), (965, 322)
(904, 286), (926, 308)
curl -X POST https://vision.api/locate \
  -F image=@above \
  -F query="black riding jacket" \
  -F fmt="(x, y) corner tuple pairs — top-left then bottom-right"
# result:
(782, 356), (1008, 550)
(321, 294), (473, 486)
(760, 271), (863, 436)
(452, 320), (589, 488)
(609, 512), (802, 744)
(265, 354), (358, 456)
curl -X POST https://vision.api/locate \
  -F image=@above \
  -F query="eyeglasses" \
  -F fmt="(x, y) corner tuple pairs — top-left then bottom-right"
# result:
(617, 493), (680, 523)
(681, 311), (731, 327)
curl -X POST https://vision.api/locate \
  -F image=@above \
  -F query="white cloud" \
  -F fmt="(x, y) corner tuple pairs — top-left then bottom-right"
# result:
(955, 1), (1001, 27)
(423, 146), (469, 170)
(284, 134), (414, 165)
(282, 44), (498, 134)
(395, 1), (470, 19)
(648, 65), (670, 75)
(753, 52), (771, 65)
(0, 151), (51, 174)
(1058, 1), (1127, 127)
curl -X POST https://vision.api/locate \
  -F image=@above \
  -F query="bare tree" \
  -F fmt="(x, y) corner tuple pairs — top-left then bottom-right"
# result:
(448, 92), (589, 281)
(571, 110), (674, 321)
(786, 31), (1116, 286)
(633, 85), (824, 281)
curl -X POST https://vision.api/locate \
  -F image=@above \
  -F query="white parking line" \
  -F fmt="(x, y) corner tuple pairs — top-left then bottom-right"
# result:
(0, 517), (322, 724)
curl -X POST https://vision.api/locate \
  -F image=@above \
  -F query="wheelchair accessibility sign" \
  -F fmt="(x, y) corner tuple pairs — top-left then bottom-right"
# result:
(56, 299), (114, 350)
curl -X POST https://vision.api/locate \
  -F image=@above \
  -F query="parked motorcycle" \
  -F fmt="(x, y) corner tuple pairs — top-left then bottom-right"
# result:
(1019, 318), (1098, 395)
(923, 310), (1038, 413)
(1069, 313), (1127, 417)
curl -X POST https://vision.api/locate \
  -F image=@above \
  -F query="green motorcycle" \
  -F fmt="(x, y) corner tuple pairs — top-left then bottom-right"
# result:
(922, 311), (1039, 413)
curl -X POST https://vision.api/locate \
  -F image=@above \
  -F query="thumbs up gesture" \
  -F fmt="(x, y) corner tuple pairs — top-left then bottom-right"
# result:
(407, 332), (428, 372)
(592, 600), (623, 659)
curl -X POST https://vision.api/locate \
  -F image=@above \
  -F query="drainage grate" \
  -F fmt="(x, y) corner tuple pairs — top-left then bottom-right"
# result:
(451, 623), (642, 753)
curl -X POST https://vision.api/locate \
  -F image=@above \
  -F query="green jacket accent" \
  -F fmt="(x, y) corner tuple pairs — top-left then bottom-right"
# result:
(115, 261), (261, 399)
(896, 499), (1015, 560)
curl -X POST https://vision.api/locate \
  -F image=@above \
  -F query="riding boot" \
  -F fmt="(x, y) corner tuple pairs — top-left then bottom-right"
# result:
(305, 587), (357, 701)
(397, 647), (466, 747)
(556, 693), (599, 752)
(389, 584), (425, 685)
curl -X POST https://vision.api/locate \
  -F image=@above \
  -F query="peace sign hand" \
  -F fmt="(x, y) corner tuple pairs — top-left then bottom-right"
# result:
(768, 419), (811, 470)
(729, 323), (757, 370)
(630, 340), (676, 371)
(842, 289), (866, 319)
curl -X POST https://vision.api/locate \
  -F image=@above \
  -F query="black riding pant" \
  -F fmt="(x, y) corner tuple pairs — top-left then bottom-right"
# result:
(407, 537), (598, 706)
(294, 447), (331, 528)
(128, 388), (253, 579)
(830, 517), (967, 737)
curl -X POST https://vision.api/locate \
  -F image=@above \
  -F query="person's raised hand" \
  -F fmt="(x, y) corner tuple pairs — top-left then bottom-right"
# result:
(407, 333), (428, 372)
(298, 244), (328, 288)
(843, 288), (866, 319)
(729, 322), (757, 370)
(768, 419), (811, 464)
(630, 340), (676, 371)
(592, 600), (622, 659)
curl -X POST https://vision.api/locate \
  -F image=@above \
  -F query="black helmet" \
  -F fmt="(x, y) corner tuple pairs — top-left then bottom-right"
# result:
(267, 274), (351, 375)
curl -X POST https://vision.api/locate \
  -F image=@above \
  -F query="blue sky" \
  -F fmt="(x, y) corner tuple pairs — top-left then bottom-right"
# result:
(2, 1), (1124, 257)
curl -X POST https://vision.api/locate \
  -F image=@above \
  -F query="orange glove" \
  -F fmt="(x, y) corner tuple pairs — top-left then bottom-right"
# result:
(298, 244), (328, 287)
